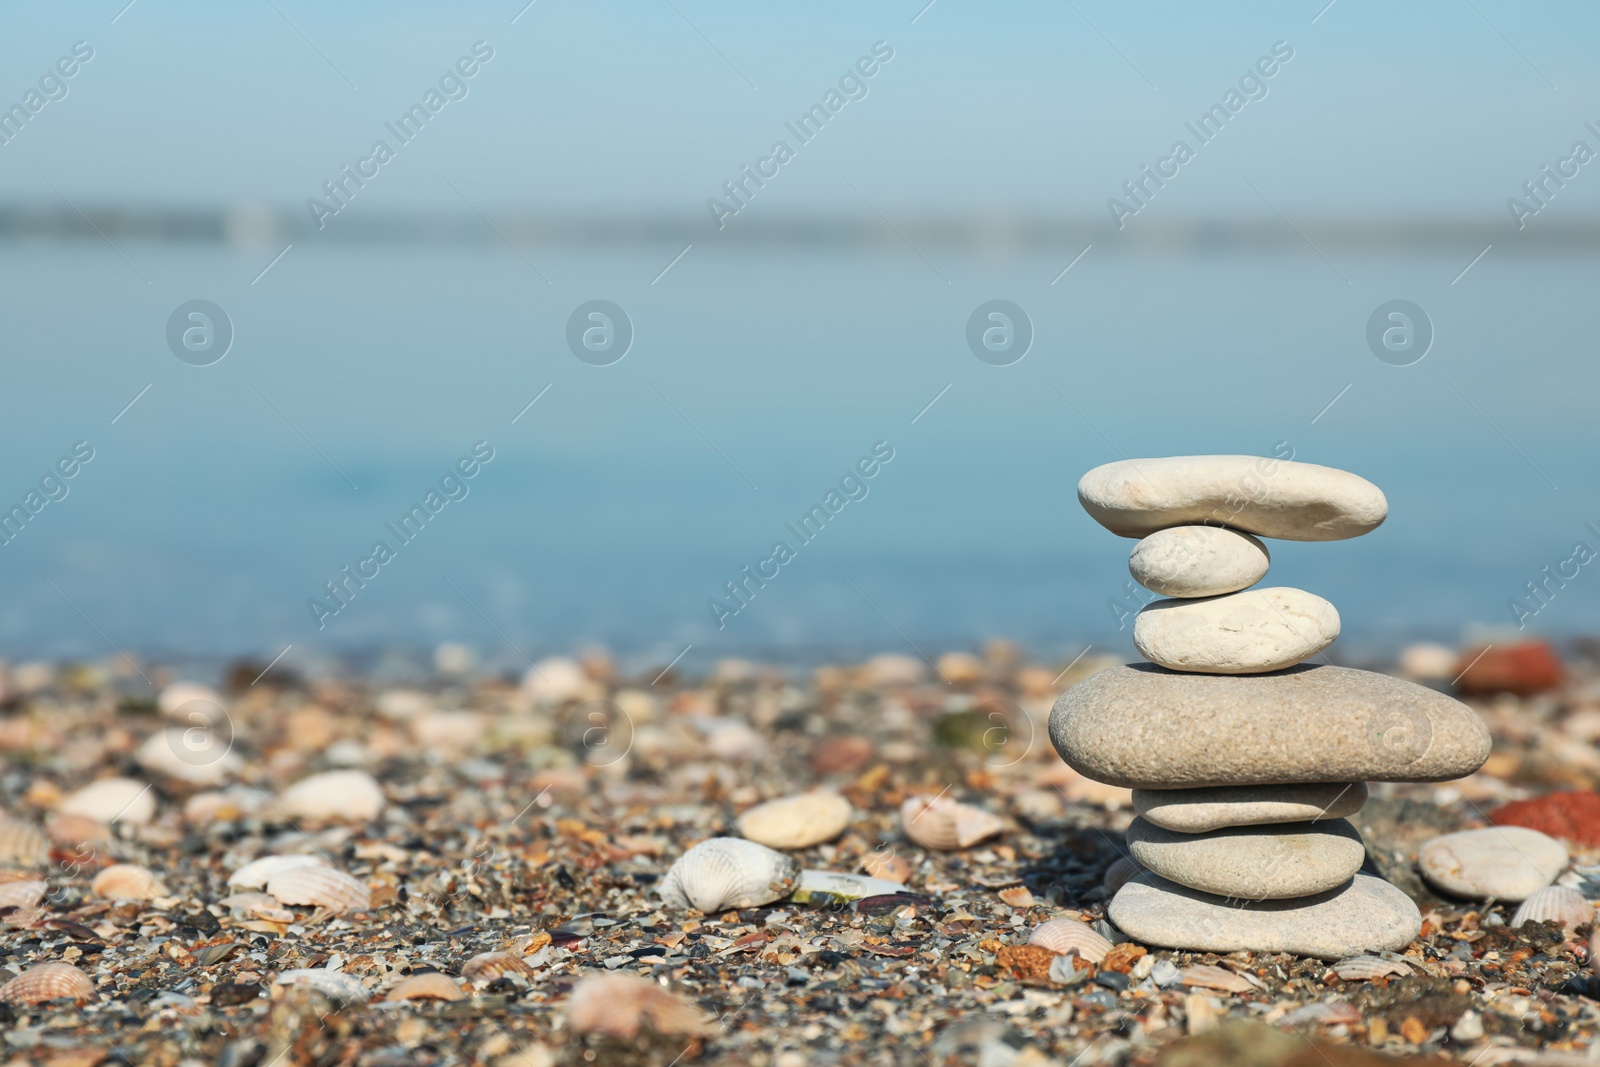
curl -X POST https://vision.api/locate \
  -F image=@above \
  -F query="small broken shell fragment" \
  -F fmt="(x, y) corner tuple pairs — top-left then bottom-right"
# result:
(1104, 856), (1144, 894)
(462, 952), (537, 984)
(275, 770), (386, 823)
(0, 962), (96, 1005)
(565, 974), (717, 1040)
(1332, 955), (1414, 981)
(91, 863), (169, 901)
(789, 869), (907, 906)
(58, 777), (155, 826)
(658, 837), (799, 912)
(274, 968), (368, 1005)
(385, 972), (466, 1001)
(0, 820), (49, 866)
(899, 795), (1004, 851)
(1512, 885), (1594, 934)
(266, 866), (372, 914)
(998, 886), (1035, 908)
(1180, 964), (1255, 993)
(228, 854), (330, 889)
(1026, 917), (1113, 964)
(735, 792), (853, 850)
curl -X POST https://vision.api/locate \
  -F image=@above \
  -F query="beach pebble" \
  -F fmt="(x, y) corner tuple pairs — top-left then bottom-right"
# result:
(276, 769), (386, 822)
(736, 792), (852, 850)
(1079, 455), (1388, 541)
(1125, 817), (1366, 899)
(1109, 872), (1420, 960)
(1129, 526), (1270, 598)
(1417, 826), (1567, 902)
(58, 777), (155, 826)
(1051, 664), (1491, 789)
(1134, 782), (1367, 834)
(1133, 587), (1339, 674)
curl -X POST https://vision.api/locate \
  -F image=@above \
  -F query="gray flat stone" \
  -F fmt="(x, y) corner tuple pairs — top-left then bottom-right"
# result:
(1050, 664), (1491, 789)
(1133, 587), (1339, 674)
(1079, 456), (1387, 541)
(1135, 782), (1367, 833)
(1108, 871), (1421, 959)
(1129, 525), (1270, 598)
(1125, 816), (1366, 899)
(1418, 827), (1568, 903)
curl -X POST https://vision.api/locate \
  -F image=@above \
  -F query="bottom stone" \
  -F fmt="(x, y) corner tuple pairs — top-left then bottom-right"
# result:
(1108, 872), (1421, 960)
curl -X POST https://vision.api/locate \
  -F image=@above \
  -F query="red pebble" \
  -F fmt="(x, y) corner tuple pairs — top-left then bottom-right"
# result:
(1491, 791), (1600, 848)
(1453, 641), (1563, 697)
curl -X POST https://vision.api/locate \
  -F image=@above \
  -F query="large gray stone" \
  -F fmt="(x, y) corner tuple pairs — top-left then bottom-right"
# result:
(1050, 664), (1491, 789)
(1129, 525), (1270, 598)
(1108, 872), (1421, 959)
(1133, 587), (1339, 674)
(1125, 816), (1366, 899)
(1079, 456), (1387, 541)
(1135, 782), (1367, 833)
(1417, 827), (1568, 903)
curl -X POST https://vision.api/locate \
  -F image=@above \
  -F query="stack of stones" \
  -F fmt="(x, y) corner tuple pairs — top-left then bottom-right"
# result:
(1051, 456), (1492, 959)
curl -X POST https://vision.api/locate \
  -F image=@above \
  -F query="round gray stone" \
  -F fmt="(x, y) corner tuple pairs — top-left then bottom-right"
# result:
(1417, 827), (1568, 903)
(1133, 587), (1339, 674)
(1108, 871), (1421, 959)
(1079, 456), (1387, 541)
(1129, 526), (1270, 598)
(1050, 664), (1491, 790)
(1134, 782), (1367, 833)
(1125, 816), (1366, 899)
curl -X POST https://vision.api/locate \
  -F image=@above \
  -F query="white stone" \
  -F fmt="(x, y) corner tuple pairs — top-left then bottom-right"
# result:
(1134, 782), (1367, 833)
(1417, 827), (1567, 903)
(1133, 587), (1339, 674)
(1125, 817), (1366, 899)
(1129, 526), (1270, 598)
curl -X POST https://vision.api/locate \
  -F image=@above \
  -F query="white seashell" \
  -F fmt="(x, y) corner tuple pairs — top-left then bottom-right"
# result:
(522, 656), (588, 705)
(275, 968), (369, 1004)
(158, 681), (226, 722)
(184, 787), (266, 824)
(0, 820), (49, 866)
(1026, 917), (1113, 964)
(0, 879), (47, 910)
(59, 777), (155, 826)
(1104, 856), (1144, 894)
(461, 952), (537, 984)
(1512, 885), (1594, 934)
(1280, 999), (1363, 1028)
(411, 710), (487, 754)
(736, 792), (853, 850)
(1332, 955), (1413, 981)
(91, 863), (168, 900)
(228, 854), (330, 888)
(0, 962), (96, 1004)
(275, 770), (385, 822)
(790, 870), (907, 904)
(218, 891), (282, 912)
(900, 795), (1005, 851)
(565, 974), (716, 1039)
(135, 728), (239, 786)
(1180, 964), (1255, 993)
(385, 972), (466, 1001)
(658, 837), (800, 912)
(266, 865), (372, 914)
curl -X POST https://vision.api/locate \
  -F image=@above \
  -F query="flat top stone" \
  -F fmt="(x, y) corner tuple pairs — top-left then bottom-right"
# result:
(1109, 871), (1421, 959)
(1417, 827), (1568, 903)
(1125, 816), (1366, 899)
(1051, 664), (1491, 789)
(1134, 782), (1367, 833)
(1079, 456), (1387, 541)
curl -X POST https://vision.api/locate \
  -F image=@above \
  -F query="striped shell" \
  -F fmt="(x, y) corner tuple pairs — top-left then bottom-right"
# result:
(275, 968), (368, 1005)
(1511, 885), (1594, 934)
(1333, 955), (1414, 981)
(1104, 856), (1144, 894)
(386, 973), (466, 1001)
(1180, 964), (1255, 993)
(59, 777), (154, 826)
(566, 974), (717, 1039)
(900, 795), (1005, 851)
(0, 879), (47, 909)
(1026, 917), (1113, 964)
(228, 854), (330, 889)
(92, 863), (168, 901)
(0, 821), (48, 866)
(462, 952), (537, 984)
(266, 866), (372, 914)
(658, 837), (800, 912)
(0, 962), (96, 1005)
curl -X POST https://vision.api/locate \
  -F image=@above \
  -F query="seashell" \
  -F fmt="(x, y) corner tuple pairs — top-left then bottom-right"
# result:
(0, 820), (48, 866)
(900, 795), (1004, 851)
(58, 777), (155, 826)
(275, 769), (385, 822)
(191, 941), (244, 966)
(1332, 955), (1413, 981)
(228, 854), (330, 889)
(523, 656), (590, 705)
(1104, 856), (1144, 894)
(0, 962), (96, 1005)
(1048, 953), (1093, 986)
(1512, 885), (1594, 933)
(461, 952), (537, 984)
(789, 869), (906, 905)
(45, 813), (110, 849)
(861, 850), (911, 883)
(1281, 999), (1363, 1028)
(385, 972), (466, 1001)
(275, 968), (368, 1005)
(219, 890), (285, 912)
(735, 792), (853, 850)
(135, 728), (239, 786)
(266, 865), (372, 914)
(565, 974), (717, 1040)
(1027, 917), (1114, 964)
(999, 886), (1035, 908)
(184, 787), (265, 824)
(0, 879), (47, 909)
(158, 681), (226, 722)
(1180, 964), (1256, 993)
(92, 863), (168, 900)
(658, 837), (800, 912)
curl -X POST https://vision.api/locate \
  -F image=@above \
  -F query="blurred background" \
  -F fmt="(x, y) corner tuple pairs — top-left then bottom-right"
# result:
(3, 0), (1598, 678)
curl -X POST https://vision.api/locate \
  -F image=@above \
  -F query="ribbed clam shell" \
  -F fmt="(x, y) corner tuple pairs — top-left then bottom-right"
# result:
(386, 973), (466, 1001)
(275, 968), (368, 1005)
(91, 863), (168, 900)
(275, 770), (386, 823)
(658, 837), (800, 912)
(1026, 918), (1113, 964)
(0, 821), (48, 866)
(1512, 885), (1594, 933)
(900, 795), (1005, 851)
(58, 777), (155, 826)
(1332, 955), (1414, 980)
(0, 879), (47, 909)
(1104, 856), (1144, 894)
(266, 866), (372, 914)
(1180, 964), (1255, 993)
(461, 952), (537, 984)
(566, 974), (717, 1039)
(0, 962), (96, 1005)
(228, 854), (330, 889)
